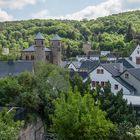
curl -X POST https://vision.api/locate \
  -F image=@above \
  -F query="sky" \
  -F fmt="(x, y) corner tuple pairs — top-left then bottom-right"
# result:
(0, 0), (140, 21)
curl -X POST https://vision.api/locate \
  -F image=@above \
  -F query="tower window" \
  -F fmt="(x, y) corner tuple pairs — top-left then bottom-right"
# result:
(58, 42), (60, 46)
(31, 55), (34, 60)
(46, 55), (49, 60)
(41, 41), (44, 45)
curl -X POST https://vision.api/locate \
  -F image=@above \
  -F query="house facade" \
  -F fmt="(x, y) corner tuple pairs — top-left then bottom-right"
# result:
(89, 63), (135, 95)
(120, 68), (140, 95)
(130, 44), (140, 65)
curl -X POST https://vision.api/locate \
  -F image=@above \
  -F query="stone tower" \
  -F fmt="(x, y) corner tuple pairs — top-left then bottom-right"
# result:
(51, 35), (62, 65)
(34, 32), (45, 62)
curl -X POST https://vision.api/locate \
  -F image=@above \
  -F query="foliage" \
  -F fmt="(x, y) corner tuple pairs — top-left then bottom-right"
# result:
(0, 109), (23, 140)
(0, 63), (70, 127)
(98, 89), (137, 125)
(0, 10), (140, 59)
(52, 90), (115, 140)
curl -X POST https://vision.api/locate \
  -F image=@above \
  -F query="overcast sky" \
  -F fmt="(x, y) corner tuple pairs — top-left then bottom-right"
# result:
(0, 0), (140, 21)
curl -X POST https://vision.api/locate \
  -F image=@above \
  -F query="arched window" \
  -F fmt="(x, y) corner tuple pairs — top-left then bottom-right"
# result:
(58, 42), (60, 46)
(31, 55), (34, 60)
(46, 55), (49, 60)
(26, 55), (29, 60)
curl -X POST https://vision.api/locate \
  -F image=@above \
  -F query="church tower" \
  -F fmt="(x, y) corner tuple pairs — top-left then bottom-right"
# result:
(51, 35), (62, 65)
(34, 32), (45, 62)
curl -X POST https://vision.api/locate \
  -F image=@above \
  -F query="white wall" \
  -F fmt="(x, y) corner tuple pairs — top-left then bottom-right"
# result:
(68, 63), (78, 71)
(89, 66), (131, 95)
(101, 51), (110, 56)
(107, 57), (117, 61)
(90, 57), (99, 61)
(130, 45), (140, 64)
(76, 56), (87, 62)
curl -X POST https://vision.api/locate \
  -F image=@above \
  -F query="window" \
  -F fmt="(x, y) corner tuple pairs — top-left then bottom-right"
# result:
(26, 55), (29, 60)
(96, 81), (99, 85)
(97, 69), (100, 74)
(125, 73), (129, 79)
(101, 69), (104, 74)
(31, 55), (34, 60)
(101, 81), (104, 87)
(114, 84), (118, 90)
(137, 50), (140, 54)
(46, 55), (49, 60)
(136, 57), (140, 64)
(58, 42), (60, 46)
(41, 41), (44, 45)
(97, 69), (104, 74)
(92, 81), (96, 87)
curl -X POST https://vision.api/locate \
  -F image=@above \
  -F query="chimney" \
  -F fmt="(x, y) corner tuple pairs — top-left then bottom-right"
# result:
(119, 63), (124, 73)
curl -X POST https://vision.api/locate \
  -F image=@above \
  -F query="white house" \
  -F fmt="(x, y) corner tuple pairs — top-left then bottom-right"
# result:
(76, 55), (87, 62)
(89, 55), (100, 61)
(101, 51), (110, 56)
(67, 61), (81, 71)
(107, 53), (117, 61)
(130, 44), (140, 65)
(89, 63), (135, 95)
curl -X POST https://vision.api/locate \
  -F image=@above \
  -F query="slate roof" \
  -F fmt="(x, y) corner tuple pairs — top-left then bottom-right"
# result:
(107, 53), (117, 58)
(114, 77), (136, 93)
(101, 63), (121, 77)
(80, 60), (99, 72)
(35, 32), (45, 40)
(51, 35), (61, 41)
(22, 45), (51, 52)
(0, 61), (33, 77)
(70, 71), (89, 80)
(68, 61), (81, 69)
(127, 68), (140, 81)
(117, 58), (134, 69)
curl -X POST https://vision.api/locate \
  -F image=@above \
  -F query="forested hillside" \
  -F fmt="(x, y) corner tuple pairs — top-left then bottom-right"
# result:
(0, 10), (140, 59)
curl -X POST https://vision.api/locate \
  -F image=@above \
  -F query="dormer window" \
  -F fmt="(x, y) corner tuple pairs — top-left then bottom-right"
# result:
(125, 73), (129, 79)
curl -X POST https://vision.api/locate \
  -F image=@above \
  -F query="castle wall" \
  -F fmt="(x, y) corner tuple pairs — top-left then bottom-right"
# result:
(21, 52), (35, 60)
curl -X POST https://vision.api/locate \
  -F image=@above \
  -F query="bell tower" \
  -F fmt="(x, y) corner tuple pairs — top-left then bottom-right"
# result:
(34, 32), (45, 62)
(51, 35), (62, 65)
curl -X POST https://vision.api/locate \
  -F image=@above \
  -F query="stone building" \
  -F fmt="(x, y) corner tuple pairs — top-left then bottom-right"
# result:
(21, 32), (62, 65)
(82, 42), (92, 55)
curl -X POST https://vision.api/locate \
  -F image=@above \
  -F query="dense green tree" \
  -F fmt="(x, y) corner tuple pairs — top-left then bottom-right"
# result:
(125, 24), (135, 42)
(0, 77), (22, 106)
(52, 91), (115, 140)
(0, 109), (23, 140)
(99, 89), (137, 125)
